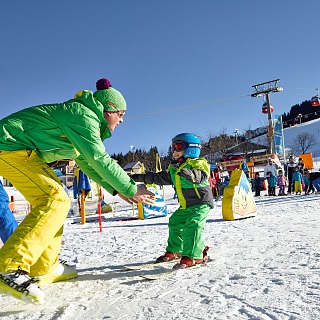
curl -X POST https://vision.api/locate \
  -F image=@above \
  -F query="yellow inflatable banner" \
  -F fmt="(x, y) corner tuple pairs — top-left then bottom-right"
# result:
(222, 169), (257, 221)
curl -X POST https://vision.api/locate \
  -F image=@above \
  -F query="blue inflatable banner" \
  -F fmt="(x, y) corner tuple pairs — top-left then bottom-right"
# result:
(139, 187), (168, 219)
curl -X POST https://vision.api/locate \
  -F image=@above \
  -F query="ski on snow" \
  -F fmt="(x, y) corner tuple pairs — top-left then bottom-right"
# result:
(139, 263), (204, 280)
(123, 258), (180, 271)
(123, 258), (212, 280)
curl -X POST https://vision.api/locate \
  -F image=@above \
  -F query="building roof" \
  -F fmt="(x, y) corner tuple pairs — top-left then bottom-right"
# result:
(123, 161), (141, 170)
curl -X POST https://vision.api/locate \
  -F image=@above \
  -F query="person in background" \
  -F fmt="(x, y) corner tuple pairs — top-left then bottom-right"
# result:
(210, 167), (221, 200)
(286, 155), (296, 194)
(0, 77), (155, 304)
(297, 157), (306, 190)
(266, 171), (277, 196)
(264, 157), (278, 179)
(0, 181), (18, 244)
(297, 158), (304, 174)
(131, 133), (213, 269)
(292, 166), (303, 195)
(253, 172), (263, 197)
(277, 169), (287, 196)
(311, 172), (320, 193)
(303, 168), (314, 195)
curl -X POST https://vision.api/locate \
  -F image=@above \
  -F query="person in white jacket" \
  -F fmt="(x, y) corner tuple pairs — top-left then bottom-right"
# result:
(264, 158), (278, 178)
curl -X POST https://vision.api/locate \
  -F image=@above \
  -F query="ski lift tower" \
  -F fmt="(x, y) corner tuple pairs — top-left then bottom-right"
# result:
(251, 79), (283, 154)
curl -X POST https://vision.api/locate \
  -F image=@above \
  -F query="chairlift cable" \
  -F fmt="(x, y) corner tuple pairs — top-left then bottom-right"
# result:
(125, 86), (319, 121)
(126, 94), (251, 121)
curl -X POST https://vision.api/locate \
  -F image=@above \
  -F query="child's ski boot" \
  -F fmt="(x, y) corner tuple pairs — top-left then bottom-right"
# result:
(174, 246), (210, 269)
(156, 251), (181, 263)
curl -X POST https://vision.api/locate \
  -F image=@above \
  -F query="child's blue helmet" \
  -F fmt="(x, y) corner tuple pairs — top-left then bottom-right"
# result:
(172, 133), (202, 158)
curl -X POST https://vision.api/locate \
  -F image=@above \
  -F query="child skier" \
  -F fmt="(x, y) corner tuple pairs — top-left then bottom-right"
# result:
(266, 171), (277, 196)
(277, 170), (287, 196)
(131, 133), (214, 269)
(292, 166), (303, 195)
(303, 168), (314, 195)
(210, 167), (221, 200)
(253, 172), (263, 197)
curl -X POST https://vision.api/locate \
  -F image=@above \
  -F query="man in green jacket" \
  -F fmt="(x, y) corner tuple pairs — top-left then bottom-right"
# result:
(0, 77), (155, 304)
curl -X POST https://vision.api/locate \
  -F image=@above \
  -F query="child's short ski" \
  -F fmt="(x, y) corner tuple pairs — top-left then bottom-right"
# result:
(125, 247), (211, 271)
(140, 264), (201, 280)
(123, 258), (180, 271)
(139, 258), (212, 280)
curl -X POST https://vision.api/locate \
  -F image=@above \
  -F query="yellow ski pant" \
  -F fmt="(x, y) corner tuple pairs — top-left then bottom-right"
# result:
(0, 150), (70, 275)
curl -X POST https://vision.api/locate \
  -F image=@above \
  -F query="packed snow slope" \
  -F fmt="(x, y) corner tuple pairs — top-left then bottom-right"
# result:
(283, 117), (320, 158)
(0, 186), (320, 320)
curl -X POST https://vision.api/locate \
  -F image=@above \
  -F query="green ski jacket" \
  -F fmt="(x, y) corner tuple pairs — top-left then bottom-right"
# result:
(0, 90), (137, 197)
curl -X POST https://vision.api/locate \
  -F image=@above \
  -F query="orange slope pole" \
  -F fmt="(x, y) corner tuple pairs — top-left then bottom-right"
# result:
(80, 189), (86, 224)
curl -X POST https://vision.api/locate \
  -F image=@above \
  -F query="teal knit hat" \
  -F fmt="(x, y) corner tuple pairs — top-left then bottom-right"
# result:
(93, 78), (126, 112)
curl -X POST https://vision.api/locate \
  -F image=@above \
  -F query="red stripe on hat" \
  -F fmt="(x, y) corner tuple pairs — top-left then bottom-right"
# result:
(106, 101), (119, 111)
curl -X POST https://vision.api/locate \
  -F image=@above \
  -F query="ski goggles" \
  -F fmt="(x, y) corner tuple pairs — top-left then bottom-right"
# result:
(171, 141), (188, 152)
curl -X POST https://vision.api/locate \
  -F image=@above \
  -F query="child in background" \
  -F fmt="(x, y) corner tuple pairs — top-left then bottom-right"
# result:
(266, 171), (277, 196)
(210, 167), (221, 200)
(131, 133), (213, 269)
(253, 172), (263, 197)
(303, 168), (314, 195)
(292, 166), (303, 195)
(277, 169), (287, 196)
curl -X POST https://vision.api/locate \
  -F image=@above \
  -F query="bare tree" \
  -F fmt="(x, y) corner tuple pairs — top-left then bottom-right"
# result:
(201, 130), (218, 163)
(208, 129), (236, 161)
(233, 126), (268, 161)
(289, 132), (317, 155)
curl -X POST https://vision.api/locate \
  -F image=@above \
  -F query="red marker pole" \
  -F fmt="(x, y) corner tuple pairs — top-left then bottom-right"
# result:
(97, 187), (103, 232)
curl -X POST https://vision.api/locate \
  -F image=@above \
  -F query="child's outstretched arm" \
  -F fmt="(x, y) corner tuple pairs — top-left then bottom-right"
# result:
(131, 171), (173, 185)
(177, 168), (208, 184)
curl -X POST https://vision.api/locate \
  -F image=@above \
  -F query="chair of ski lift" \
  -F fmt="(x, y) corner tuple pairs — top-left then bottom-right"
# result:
(311, 96), (320, 107)
(261, 102), (274, 114)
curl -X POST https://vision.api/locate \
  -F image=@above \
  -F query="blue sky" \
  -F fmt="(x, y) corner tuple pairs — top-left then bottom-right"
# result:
(1, 1), (320, 156)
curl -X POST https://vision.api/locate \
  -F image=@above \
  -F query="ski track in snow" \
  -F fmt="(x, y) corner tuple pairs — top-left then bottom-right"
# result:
(0, 187), (320, 319)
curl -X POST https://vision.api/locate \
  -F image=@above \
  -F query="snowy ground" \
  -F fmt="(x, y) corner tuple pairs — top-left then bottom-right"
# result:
(1, 186), (320, 320)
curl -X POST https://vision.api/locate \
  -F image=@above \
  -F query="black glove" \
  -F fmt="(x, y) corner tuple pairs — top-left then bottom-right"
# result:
(178, 168), (194, 181)
(178, 168), (204, 183)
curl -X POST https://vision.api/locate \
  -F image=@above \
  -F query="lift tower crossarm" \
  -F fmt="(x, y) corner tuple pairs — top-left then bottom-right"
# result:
(251, 79), (283, 97)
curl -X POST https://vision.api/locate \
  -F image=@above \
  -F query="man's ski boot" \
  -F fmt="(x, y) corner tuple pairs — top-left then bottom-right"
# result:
(156, 251), (181, 263)
(31, 260), (78, 284)
(0, 267), (45, 304)
(174, 246), (210, 269)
